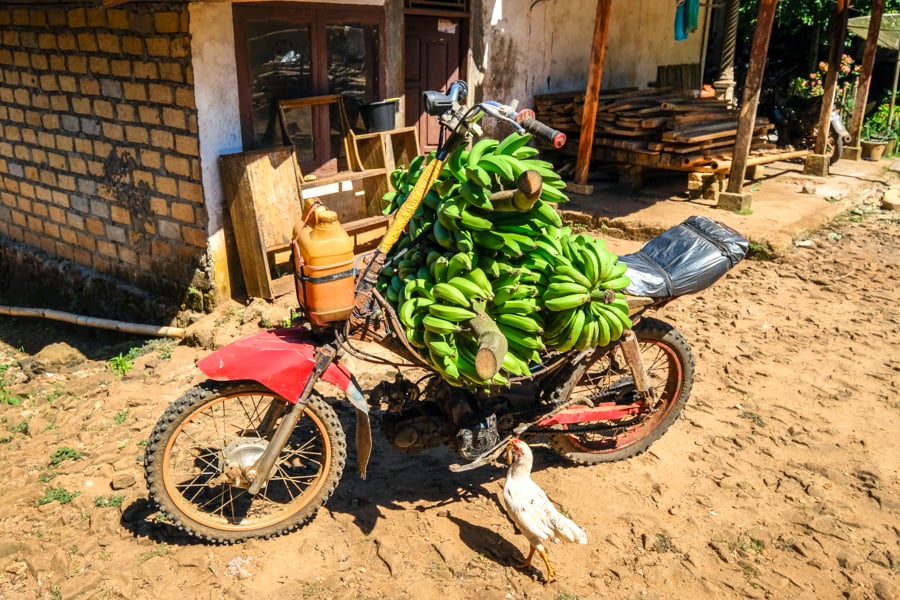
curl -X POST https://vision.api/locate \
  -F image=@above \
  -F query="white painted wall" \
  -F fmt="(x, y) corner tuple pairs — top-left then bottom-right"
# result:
(190, 3), (242, 296)
(478, 0), (709, 107)
(188, 0), (707, 297)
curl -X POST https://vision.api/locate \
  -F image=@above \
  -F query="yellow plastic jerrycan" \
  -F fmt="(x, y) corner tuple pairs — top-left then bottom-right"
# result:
(293, 201), (355, 325)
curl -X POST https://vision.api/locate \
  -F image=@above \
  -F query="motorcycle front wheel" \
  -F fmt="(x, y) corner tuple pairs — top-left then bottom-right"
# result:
(545, 317), (694, 465)
(144, 380), (346, 543)
(826, 130), (843, 165)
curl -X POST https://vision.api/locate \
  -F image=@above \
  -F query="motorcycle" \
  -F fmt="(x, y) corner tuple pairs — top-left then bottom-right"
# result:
(771, 94), (851, 166)
(143, 81), (748, 543)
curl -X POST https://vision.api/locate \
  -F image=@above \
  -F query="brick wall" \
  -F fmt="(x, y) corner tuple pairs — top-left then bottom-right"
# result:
(0, 2), (211, 320)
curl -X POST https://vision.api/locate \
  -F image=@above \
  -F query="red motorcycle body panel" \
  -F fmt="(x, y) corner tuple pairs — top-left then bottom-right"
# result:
(197, 328), (354, 403)
(537, 403), (642, 426)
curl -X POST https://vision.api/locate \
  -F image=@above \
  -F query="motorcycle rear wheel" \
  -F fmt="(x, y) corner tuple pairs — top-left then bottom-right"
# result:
(144, 380), (346, 543)
(545, 317), (694, 465)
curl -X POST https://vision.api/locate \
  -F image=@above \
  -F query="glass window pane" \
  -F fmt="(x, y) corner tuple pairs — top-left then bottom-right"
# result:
(246, 21), (313, 149)
(326, 24), (379, 130)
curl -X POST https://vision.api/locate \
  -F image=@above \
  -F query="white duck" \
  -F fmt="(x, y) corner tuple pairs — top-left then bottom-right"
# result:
(502, 438), (588, 582)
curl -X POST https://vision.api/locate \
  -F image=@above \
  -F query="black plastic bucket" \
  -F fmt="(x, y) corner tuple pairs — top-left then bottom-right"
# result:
(359, 99), (398, 132)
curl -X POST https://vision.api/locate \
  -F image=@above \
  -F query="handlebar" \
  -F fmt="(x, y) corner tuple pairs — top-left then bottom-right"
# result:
(516, 111), (566, 149)
(423, 80), (565, 148)
(478, 101), (566, 149)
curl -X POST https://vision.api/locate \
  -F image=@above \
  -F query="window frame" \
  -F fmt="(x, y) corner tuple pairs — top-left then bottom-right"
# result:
(233, 2), (387, 151)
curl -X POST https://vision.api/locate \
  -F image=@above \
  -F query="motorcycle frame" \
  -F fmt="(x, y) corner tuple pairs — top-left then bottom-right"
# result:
(199, 90), (658, 482)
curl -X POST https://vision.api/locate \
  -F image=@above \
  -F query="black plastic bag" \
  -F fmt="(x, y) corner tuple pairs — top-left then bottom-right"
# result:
(621, 216), (748, 298)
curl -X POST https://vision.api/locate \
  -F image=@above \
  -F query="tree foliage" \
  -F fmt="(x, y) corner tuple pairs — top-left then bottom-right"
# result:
(736, 0), (900, 101)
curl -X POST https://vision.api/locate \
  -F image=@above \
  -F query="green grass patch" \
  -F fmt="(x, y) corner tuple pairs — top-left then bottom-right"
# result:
(108, 347), (140, 377)
(38, 486), (80, 506)
(49, 446), (84, 466)
(94, 495), (126, 508)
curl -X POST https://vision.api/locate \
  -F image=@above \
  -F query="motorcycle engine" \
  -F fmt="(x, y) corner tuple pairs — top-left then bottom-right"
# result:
(375, 375), (503, 459)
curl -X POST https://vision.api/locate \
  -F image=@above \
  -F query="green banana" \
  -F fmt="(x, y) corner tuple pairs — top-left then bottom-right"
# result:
(437, 200), (462, 232)
(465, 166), (492, 189)
(513, 283), (540, 298)
(499, 235), (522, 258)
(423, 314), (462, 335)
(554, 307), (586, 353)
(574, 243), (599, 286)
(607, 260), (629, 280)
(447, 275), (489, 300)
(543, 280), (590, 298)
(429, 347), (461, 384)
(506, 337), (543, 365)
(404, 278), (435, 301)
(500, 230), (537, 251)
(495, 132), (532, 156)
(501, 349), (532, 377)
(459, 181), (492, 210)
(430, 255), (449, 283)
(446, 251), (473, 279)
(528, 199), (563, 229)
(543, 308), (576, 345)
(496, 313), (543, 335)
(539, 183), (568, 203)
(424, 330), (457, 358)
(513, 145), (540, 159)
(432, 282), (471, 307)
(452, 228), (474, 253)
(598, 275), (631, 291)
(575, 314), (597, 351)
(467, 138), (499, 165)
(479, 154), (516, 182)
(595, 308), (611, 347)
(432, 219), (455, 250)
(465, 267), (494, 298)
(428, 303), (478, 322)
(543, 293), (591, 312)
(555, 263), (593, 289)
(592, 302), (624, 341)
(447, 146), (468, 183)
(472, 229), (506, 251)
(534, 237), (563, 257)
(491, 283), (520, 306)
(398, 296), (434, 328)
(499, 322), (546, 352)
(459, 208), (494, 231)
(492, 298), (539, 315)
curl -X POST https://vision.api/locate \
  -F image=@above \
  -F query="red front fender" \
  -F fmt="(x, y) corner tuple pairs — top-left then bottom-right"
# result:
(198, 328), (360, 406)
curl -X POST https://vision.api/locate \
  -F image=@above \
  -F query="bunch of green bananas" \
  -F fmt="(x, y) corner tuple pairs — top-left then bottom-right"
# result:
(377, 132), (631, 390)
(540, 233), (633, 352)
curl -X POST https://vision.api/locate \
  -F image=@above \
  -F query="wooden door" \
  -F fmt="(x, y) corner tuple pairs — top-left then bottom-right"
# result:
(404, 16), (462, 151)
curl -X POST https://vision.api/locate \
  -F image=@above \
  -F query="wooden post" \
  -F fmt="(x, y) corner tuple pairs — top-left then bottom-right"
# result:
(848, 1), (886, 147)
(573, 0), (613, 186)
(713, 0), (741, 103)
(723, 0), (779, 197)
(813, 0), (849, 156)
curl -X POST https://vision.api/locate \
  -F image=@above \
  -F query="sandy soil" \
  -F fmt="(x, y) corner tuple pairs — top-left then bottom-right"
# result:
(0, 200), (898, 600)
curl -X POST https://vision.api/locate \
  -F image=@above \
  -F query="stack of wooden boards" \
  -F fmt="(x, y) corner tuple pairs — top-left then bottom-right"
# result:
(534, 87), (778, 171)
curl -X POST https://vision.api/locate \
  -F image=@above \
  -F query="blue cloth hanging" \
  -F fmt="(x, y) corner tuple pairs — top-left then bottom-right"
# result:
(686, 0), (700, 32)
(674, 2), (687, 41)
(675, 0), (700, 41)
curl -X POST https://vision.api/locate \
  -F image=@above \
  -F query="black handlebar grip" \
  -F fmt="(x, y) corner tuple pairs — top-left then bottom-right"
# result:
(517, 114), (566, 149)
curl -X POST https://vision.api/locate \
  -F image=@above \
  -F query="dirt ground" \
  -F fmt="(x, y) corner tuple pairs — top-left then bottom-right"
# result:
(0, 198), (898, 600)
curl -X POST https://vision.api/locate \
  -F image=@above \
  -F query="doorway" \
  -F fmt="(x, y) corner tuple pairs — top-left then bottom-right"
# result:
(404, 15), (465, 150)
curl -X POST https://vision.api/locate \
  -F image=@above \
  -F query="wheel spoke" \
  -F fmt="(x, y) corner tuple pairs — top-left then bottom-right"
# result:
(545, 319), (694, 464)
(147, 383), (346, 540)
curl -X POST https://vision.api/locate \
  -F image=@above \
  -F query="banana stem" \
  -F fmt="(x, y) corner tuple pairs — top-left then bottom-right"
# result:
(468, 299), (508, 380)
